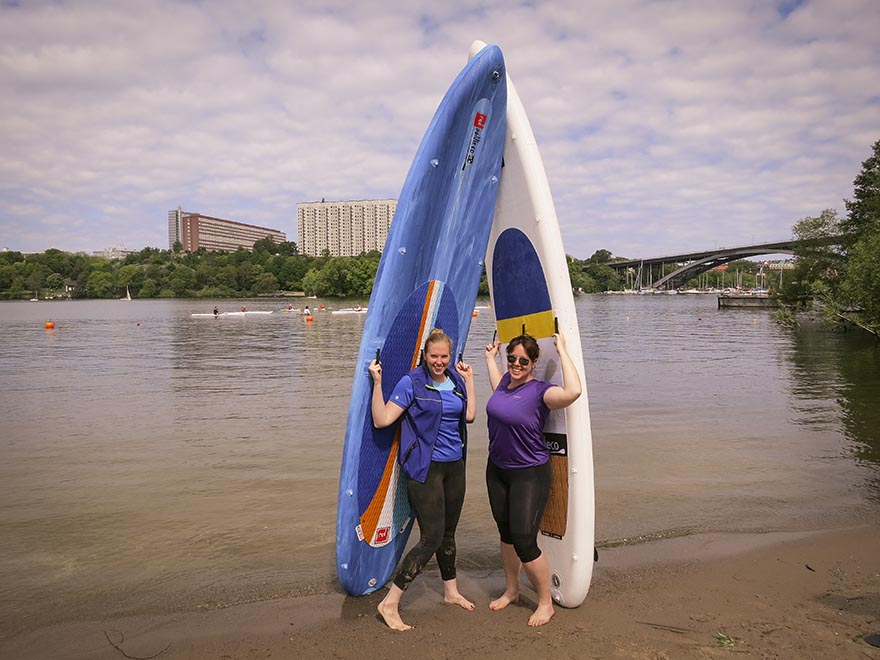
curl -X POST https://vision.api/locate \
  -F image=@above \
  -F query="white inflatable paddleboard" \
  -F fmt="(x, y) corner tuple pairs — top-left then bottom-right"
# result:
(471, 40), (595, 608)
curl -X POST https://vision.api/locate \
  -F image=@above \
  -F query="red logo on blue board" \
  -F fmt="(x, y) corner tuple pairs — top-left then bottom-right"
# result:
(474, 113), (487, 129)
(375, 526), (390, 544)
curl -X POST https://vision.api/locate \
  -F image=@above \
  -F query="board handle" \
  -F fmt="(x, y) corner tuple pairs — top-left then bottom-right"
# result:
(554, 316), (559, 334)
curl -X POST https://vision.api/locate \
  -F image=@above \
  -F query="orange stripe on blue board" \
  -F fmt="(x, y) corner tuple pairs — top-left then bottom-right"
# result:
(411, 280), (444, 368)
(360, 280), (445, 547)
(359, 428), (401, 545)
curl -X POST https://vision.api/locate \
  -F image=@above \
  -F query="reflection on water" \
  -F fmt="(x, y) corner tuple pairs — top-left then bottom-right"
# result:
(786, 320), (880, 499)
(0, 296), (879, 640)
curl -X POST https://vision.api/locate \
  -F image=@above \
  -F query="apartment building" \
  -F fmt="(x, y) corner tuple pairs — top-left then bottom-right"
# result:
(296, 199), (396, 257)
(167, 208), (286, 252)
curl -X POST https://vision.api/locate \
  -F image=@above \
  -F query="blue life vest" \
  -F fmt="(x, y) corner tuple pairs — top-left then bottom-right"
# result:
(398, 364), (468, 482)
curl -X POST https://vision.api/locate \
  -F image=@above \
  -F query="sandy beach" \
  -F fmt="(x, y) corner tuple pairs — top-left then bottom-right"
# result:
(4, 524), (878, 660)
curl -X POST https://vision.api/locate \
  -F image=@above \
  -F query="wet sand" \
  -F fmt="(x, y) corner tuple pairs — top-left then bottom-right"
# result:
(4, 525), (879, 660)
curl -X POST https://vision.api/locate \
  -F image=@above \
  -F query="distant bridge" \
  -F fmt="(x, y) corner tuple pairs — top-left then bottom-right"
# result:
(605, 239), (799, 290)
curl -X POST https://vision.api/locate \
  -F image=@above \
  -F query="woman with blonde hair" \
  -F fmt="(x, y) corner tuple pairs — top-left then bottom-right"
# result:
(369, 328), (476, 630)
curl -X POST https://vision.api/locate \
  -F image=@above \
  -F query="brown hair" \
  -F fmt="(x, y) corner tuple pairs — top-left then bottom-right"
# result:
(507, 334), (539, 361)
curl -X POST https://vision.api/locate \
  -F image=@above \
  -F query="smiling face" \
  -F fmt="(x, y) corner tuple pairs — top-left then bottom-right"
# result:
(423, 338), (452, 382)
(506, 343), (535, 382)
(505, 334), (539, 385)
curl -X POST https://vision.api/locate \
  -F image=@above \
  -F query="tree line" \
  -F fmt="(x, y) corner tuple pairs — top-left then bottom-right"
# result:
(0, 237), (383, 300)
(0, 231), (794, 301)
(3, 138), (876, 333)
(6, 232), (778, 301)
(1, 232), (617, 300)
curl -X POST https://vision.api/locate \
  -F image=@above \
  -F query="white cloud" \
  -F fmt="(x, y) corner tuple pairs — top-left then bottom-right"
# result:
(0, 0), (877, 258)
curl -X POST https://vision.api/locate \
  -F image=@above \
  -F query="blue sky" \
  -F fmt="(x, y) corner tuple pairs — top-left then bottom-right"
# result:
(1, 0), (877, 260)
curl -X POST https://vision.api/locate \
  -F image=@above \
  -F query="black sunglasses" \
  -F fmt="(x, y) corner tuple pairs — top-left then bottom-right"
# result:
(506, 354), (531, 367)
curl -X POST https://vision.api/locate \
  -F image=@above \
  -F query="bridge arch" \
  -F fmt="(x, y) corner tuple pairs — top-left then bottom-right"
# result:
(604, 239), (801, 290)
(651, 247), (794, 289)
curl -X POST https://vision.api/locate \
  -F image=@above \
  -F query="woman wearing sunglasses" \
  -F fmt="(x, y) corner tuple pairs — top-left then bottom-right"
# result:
(369, 328), (477, 631)
(483, 331), (582, 627)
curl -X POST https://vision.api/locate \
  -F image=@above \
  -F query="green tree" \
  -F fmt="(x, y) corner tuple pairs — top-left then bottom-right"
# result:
(587, 249), (613, 264)
(85, 271), (116, 298)
(566, 255), (594, 292)
(842, 138), (880, 243)
(301, 268), (324, 296)
(347, 254), (380, 296)
(0, 264), (15, 290)
(319, 258), (353, 296)
(139, 278), (160, 298)
(46, 273), (66, 291)
(777, 140), (880, 335)
(583, 262), (623, 292)
(837, 140), (880, 332)
(26, 265), (51, 294)
(117, 264), (144, 292)
(252, 236), (280, 255)
(169, 265), (197, 296)
(0, 251), (24, 266)
(253, 272), (279, 294)
(841, 232), (880, 328)
(277, 241), (299, 256)
(235, 262), (256, 291)
(778, 209), (845, 308)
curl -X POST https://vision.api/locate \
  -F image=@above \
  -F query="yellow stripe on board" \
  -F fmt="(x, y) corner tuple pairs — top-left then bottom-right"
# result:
(497, 310), (555, 343)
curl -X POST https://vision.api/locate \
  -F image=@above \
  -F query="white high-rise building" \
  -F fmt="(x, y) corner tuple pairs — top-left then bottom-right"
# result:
(297, 199), (396, 257)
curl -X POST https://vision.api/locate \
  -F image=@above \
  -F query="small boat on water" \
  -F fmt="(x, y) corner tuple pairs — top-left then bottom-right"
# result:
(224, 310), (273, 316)
(120, 286), (132, 301)
(191, 310), (274, 317)
(330, 307), (367, 315)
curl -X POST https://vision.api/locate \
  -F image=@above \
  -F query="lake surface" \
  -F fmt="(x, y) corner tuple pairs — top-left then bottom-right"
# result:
(1, 295), (879, 638)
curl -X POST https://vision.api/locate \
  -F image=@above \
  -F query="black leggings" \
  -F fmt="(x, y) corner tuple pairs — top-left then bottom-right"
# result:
(392, 459), (466, 591)
(485, 459), (552, 564)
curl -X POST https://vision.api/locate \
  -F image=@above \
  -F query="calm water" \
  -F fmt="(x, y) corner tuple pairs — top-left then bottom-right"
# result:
(1, 295), (879, 638)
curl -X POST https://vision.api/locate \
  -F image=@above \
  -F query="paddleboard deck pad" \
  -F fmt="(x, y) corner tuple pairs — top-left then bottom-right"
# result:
(474, 40), (595, 609)
(336, 44), (507, 596)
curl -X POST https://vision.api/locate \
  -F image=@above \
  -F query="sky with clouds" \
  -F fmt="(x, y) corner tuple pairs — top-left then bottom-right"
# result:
(1, 0), (877, 260)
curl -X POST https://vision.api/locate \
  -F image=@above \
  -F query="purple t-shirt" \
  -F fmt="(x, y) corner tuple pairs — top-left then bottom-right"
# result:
(486, 373), (554, 469)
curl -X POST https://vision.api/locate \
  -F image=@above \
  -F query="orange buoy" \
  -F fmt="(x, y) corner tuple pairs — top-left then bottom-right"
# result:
(472, 311), (478, 318)
(44, 320), (55, 329)
(306, 315), (314, 323)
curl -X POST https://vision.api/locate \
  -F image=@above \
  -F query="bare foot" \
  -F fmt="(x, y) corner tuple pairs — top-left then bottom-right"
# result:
(527, 602), (555, 627)
(377, 601), (413, 631)
(488, 591), (518, 611)
(444, 592), (475, 611)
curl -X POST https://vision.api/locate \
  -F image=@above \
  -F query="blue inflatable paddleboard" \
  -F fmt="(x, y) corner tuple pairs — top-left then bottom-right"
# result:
(336, 44), (507, 596)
